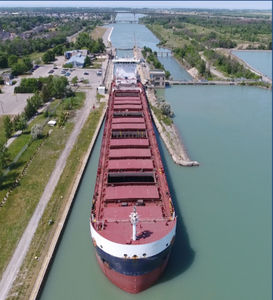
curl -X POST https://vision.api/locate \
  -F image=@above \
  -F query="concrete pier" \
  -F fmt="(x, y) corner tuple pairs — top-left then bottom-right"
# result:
(134, 47), (199, 167)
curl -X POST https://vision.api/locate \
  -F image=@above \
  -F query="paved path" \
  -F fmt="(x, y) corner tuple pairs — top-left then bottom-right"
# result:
(0, 84), (96, 300)
(200, 52), (228, 80)
(0, 28), (112, 299)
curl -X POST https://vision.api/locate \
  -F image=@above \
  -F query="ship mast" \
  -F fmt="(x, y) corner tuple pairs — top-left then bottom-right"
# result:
(130, 207), (139, 241)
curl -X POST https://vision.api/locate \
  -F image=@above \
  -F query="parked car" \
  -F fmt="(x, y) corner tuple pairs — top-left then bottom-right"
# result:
(48, 70), (54, 74)
(65, 72), (71, 76)
(84, 72), (89, 75)
(97, 70), (102, 76)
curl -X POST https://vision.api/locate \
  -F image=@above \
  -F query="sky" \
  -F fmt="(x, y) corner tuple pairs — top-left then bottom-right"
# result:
(0, 1), (271, 10)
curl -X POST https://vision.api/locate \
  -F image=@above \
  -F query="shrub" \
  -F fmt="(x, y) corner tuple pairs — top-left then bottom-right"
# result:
(31, 124), (43, 140)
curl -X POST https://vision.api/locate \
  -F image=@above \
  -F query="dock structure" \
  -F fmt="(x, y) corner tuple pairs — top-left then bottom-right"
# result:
(166, 80), (263, 86)
(166, 79), (259, 85)
(133, 46), (199, 167)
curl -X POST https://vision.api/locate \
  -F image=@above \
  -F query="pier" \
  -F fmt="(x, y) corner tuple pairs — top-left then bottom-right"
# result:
(166, 79), (262, 86)
(134, 46), (199, 167)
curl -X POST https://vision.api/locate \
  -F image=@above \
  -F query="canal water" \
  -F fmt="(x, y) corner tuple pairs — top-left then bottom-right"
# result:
(39, 15), (272, 300)
(232, 50), (272, 79)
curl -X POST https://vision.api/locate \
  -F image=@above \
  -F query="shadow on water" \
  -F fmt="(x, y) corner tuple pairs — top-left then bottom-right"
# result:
(154, 126), (195, 283)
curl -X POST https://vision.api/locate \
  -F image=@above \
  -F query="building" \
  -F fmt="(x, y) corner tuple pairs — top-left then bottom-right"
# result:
(64, 50), (89, 68)
(64, 49), (88, 59)
(149, 69), (165, 88)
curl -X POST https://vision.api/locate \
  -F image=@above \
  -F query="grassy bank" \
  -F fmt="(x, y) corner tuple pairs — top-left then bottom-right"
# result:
(91, 26), (107, 40)
(150, 105), (173, 126)
(8, 103), (105, 300)
(0, 93), (85, 278)
(146, 24), (189, 49)
(0, 117), (4, 140)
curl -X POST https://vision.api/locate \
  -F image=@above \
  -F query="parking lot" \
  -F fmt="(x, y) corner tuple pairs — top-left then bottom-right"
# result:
(0, 55), (107, 115)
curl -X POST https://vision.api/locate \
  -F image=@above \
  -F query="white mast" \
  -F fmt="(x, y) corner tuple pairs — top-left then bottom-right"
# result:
(129, 207), (139, 241)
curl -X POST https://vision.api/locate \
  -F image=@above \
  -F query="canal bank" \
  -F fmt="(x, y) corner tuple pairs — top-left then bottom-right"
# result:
(38, 15), (271, 300)
(29, 105), (107, 300)
(134, 46), (199, 166)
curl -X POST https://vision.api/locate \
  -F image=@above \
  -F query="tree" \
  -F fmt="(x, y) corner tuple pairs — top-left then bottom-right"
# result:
(75, 32), (92, 49)
(31, 124), (43, 140)
(58, 111), (68, 127)
(4, 116), (13, 139)
(63, 63), (73, 68)
(53, 44), (64, 56)
(22, 57), (33, 71)
(14, 78), (42, 93)
(24, 98), (37, 120)
(160, 102), (174, 118)
(84, 55), (91, 67)
(8, 55), (18, 67)
(13, 114), (27, 131)
(11, 61), (27, 76)
(41, 84), (51, 102)
(0, 54), (8, 68)
(71, 76), (78, 86)
(42, 50), (55, 64)
(52, 76), (69, 98)
(0, 140), (9, 173)
(199, 60), (206, 75)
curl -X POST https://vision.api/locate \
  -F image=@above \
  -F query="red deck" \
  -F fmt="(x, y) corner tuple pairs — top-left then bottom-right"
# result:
(112, 118), (144, 124)
(114, 104), (142, 111)
(108, 159), (154, 171)
(112, 123), (146, 130)
(109, 148), (151, 158)
(91, 82), (176, 245)
(110, 139), (149, 148)
(105, 185), (159, 201)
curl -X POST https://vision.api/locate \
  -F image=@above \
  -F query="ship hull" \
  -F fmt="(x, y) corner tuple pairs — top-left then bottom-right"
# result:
(95, 246), (172, 293)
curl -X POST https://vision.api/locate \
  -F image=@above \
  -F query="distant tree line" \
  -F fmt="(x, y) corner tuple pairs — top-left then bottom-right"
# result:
(0, 15), (53, 34)
(141, 15), (271, 47)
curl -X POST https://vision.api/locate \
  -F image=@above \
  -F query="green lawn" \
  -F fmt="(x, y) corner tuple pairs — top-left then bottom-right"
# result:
(9, 103), (106, 299)
(0, 92), (86, 277)
(0, 117), (5, 142)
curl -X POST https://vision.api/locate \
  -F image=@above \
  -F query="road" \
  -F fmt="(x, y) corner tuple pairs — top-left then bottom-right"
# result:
(200, 52), (228, 80)
(0, 28), (112, 300)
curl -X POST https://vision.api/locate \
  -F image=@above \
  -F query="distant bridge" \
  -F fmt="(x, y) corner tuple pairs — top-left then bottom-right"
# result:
(114, 20), (138, 24)
(156, 51), (172, 57)
(116, 48), (134, 51)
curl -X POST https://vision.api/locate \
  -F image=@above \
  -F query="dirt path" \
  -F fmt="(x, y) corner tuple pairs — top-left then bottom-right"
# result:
(0, 89), (96, 300)
(200, 52), (228, 80)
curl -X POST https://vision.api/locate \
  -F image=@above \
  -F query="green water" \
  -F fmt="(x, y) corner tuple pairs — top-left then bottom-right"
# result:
(39, 17), (272, 300)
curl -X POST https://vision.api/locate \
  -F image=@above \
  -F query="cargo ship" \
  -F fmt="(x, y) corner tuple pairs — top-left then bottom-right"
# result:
(90, 58), (177, 293)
